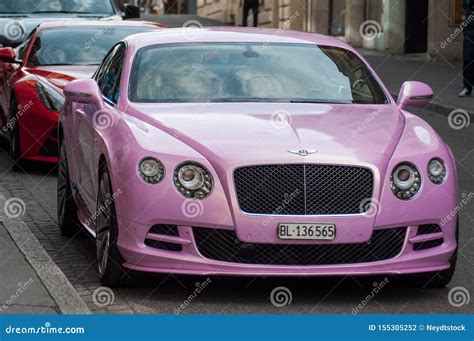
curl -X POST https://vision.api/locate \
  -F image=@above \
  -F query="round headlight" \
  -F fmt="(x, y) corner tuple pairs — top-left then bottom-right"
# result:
(390, 163), (421, 200)
(138, 157), (165, 184)
(174, 162), (213, 199)
(428, 158), (446, 184)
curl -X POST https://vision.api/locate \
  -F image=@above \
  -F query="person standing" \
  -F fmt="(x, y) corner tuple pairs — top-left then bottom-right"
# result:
(460, 0), (474, 97)
(240, 0), (264, 27)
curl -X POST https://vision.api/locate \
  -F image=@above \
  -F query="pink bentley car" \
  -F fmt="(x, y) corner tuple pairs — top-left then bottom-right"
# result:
(58, 28), (458, 287)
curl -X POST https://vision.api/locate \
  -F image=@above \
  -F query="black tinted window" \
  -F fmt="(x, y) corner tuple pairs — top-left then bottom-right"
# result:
(27, 26), (152, 66)
(97, 44), (125, 103)
(16, 29), (36, 60)
(0, 0), (114, 14)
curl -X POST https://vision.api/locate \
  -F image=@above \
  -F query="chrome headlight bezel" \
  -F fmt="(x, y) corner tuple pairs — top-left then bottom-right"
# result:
(174, 162), (213, 199)
(427, 158), (447, 185)
(390, 162), (422, 200)
(138, 157), (165, 184)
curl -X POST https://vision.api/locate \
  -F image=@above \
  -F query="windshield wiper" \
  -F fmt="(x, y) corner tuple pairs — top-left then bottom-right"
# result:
(290, 99), (354, 104)
(32, 11), (98, 14)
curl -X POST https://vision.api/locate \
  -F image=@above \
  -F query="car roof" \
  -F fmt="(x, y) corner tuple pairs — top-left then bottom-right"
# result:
(123, 27), (354, 51)
(37, 20), (165, 30)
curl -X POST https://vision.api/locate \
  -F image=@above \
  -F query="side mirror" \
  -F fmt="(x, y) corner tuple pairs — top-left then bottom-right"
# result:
(64, 79), (103, 107)
(123, 4), (140, 19)
(397, 81), (433, 110)
(0, 47), (20, 64)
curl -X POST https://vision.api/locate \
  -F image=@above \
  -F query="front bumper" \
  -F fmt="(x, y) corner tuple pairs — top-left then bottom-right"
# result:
(117, 220), (457, 277)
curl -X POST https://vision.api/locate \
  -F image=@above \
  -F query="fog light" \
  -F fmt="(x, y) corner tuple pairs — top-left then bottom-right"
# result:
(428, 158), (446, 184)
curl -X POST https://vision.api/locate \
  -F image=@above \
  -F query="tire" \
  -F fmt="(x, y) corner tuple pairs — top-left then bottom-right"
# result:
(96, 165), (131, 287)
(9, 98), (22, 169)
(57, 140), (80, 236)
(406, 219), (459, 288)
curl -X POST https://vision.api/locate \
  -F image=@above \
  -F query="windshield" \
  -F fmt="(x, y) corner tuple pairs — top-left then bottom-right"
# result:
(0, 0), (114, 15)
(28, 27), (153, 66)
(129, 43), (388, 104)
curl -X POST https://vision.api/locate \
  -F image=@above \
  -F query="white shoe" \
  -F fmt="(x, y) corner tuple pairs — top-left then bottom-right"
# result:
(458, 88), (472, 97)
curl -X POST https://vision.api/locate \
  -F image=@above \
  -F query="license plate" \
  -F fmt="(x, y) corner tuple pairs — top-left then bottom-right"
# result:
(278, 223), (336, 240)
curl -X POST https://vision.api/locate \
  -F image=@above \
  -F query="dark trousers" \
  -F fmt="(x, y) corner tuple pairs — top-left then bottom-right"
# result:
(243, 0), (259, 27)
(463, 59), (474, 91)
(464, 33), (474, 91)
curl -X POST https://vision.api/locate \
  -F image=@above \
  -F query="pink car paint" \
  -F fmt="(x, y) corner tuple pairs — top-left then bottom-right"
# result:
(61, 28), (458, 277)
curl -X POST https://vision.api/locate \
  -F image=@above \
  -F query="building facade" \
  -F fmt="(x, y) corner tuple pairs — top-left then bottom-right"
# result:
(197, 0), (466, 61)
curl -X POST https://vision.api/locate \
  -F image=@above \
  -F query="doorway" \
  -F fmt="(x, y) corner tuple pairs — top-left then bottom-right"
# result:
(405, 0), (429, 53)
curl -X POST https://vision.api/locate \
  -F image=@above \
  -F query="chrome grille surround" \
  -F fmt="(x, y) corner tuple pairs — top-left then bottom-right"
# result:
(234, 164), (374, 216)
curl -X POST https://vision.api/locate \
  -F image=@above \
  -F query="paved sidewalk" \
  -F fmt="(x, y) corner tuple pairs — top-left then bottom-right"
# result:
(361, 49), (474, 115)
(0, 191), (91, 315)
(0, 222), (58, 314)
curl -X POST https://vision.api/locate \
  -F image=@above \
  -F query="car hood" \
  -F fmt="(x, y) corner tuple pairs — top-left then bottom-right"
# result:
(30, 65), (97, 90)
(130, 103), (404, 167)
(0, 14), (121, 45)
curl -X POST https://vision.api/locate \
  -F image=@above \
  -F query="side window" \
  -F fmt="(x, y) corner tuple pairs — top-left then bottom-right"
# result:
(96, 44), (126, 104)
(27, 36), (42, 66)
(17, 29), (37, 61)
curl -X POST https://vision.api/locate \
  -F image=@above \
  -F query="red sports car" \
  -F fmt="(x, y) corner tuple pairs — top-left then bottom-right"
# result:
(0, 20), (163, 165)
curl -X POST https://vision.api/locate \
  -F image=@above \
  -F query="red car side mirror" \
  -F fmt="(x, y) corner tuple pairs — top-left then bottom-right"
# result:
(0, 47), (20, 64)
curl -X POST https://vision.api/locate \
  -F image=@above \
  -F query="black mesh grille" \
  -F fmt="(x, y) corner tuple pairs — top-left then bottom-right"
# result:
(150, 224), (179, 237)
(234, 165), (373, 215)
(145, 239), (182, 252)
(417, 224), (442, 235)
(414, 239), (444, 251)
(194, 227), (406, 265)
